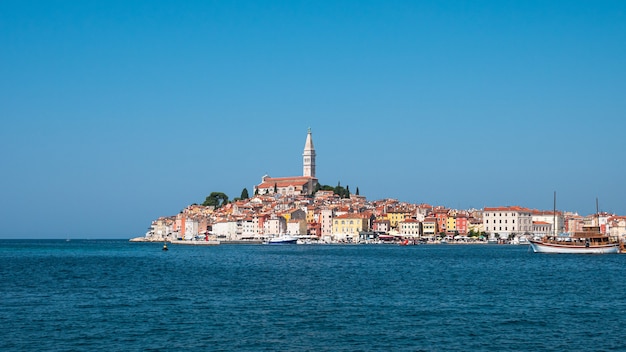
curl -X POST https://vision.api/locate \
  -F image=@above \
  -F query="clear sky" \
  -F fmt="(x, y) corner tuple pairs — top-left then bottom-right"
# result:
(1, 1), (625, 239)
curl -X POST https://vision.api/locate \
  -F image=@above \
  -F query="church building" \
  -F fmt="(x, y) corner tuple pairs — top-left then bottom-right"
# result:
(254, 129), (319, 196)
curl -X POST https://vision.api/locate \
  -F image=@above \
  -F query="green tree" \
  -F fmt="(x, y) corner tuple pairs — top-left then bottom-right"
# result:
(333, 183), (349, 198)
(318, 183), (354, 198)
(240, 188), (249, 200)
(202, 192), (229, 208)
(356, 187), (359, 196)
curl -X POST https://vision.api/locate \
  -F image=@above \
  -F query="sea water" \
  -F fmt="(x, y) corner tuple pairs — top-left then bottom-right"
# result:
(1, 240), (625, 351)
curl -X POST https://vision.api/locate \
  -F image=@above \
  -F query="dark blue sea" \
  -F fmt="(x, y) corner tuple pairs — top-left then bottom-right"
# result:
(1, 240), (625, 351)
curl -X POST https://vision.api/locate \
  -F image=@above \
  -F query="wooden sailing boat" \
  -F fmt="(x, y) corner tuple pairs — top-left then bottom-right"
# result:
(529, 194), (620, 254)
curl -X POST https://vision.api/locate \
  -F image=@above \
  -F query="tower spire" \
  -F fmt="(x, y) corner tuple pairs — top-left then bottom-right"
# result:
(303, 128), (316, 177)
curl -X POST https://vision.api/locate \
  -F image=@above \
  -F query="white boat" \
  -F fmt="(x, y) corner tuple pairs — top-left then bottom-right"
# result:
(529, 233), (620, 254)
(266, 235), (299, 245)
(529, 195), (621, 254)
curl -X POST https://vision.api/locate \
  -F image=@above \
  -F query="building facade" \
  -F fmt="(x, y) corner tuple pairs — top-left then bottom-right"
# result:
(303, 128), (316, 178)
(483, 206), (533, 237)
(332, 213), (369, 241)
(398, 218), (420, 236)
(254, 129), (319, 196)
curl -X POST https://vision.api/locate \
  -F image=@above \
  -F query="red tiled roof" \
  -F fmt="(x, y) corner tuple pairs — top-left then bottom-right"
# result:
(335, 213), (366, 219)
(257, 179), (309, 188)
(484, 206), (532, 212)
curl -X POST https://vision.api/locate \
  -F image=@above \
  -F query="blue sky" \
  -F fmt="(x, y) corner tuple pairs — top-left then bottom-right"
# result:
(1, 1), (625, 238)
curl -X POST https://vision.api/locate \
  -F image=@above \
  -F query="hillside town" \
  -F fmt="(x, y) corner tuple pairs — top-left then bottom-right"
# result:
(135, 129), (626, 244)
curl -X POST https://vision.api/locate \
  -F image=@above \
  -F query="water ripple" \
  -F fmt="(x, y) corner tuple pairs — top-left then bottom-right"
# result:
(1, 241), (626, 351)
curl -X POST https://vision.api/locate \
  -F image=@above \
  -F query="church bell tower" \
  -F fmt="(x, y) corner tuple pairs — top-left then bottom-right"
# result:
(303, 128), (316, 178)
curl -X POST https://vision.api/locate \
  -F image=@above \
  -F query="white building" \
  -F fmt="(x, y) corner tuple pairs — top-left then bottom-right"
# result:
(264, 216), (287, 236)
(184, 219), (200, 240)
(149, 217), (174, 239)
(483, 206), (533, 238)
(372, 219), (390, 234)
(532, 210), (564, 235)
(212, 220), (238, 240)
(398, 218), (420, 236)
(239, 218), (259, 239)
(532, 221), (553, 237)
(608, 216), (626, 241)
(286, 219), (307, 236)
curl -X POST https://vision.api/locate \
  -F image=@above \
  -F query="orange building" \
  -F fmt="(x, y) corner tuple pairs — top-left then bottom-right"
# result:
(434, 208), (449, 234)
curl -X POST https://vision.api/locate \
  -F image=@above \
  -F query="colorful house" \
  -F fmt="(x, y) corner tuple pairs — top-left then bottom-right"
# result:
(332, 213), (369, 241)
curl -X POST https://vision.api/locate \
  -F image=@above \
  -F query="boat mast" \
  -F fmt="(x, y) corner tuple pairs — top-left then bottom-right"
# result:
(553, 191), (557, 237)
(596, 197), (599, 228)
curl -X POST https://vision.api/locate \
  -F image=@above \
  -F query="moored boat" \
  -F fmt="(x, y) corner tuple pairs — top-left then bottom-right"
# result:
(529, 194), (620, 254)
(266, 235), (299, 245)
(529, 233), (620, 254)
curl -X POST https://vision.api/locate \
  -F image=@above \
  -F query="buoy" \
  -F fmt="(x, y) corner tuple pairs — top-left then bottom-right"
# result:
(162, 243), (168, 251)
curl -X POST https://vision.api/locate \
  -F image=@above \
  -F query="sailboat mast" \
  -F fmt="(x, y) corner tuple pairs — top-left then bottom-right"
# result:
(553, 191), (557, 237)
(596, 197), (599, 228)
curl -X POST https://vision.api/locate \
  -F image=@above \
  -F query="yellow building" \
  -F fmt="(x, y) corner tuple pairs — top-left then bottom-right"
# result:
(446, 217), (457, 234)
(306, 206), (316, 223)
(386, 210), (411, 228)
(422, 217), (438, 237)
(332, 213), (369, 237)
